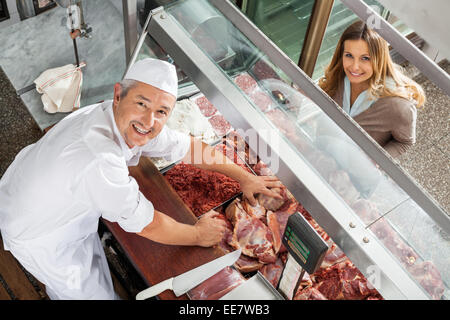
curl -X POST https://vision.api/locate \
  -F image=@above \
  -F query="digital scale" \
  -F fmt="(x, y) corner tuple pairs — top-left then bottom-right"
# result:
(277, 211), (329, 299)
(220, 211), (329, 300)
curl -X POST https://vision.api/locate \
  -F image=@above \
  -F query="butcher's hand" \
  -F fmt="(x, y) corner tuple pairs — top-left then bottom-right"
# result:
(240, 173), (283, 206)
(194, 210), (227, 247)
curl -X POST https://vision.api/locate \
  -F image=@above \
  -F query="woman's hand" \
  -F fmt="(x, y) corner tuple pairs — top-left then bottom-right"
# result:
(239, 173), (283, 206)
(194, 210), (227, 247)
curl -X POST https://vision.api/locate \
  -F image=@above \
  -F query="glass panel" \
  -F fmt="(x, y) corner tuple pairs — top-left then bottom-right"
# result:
(163, 0), (448, 298)
(368, 199), (450, 300)
(311, 0), (415, 81)
(311, 0), (383, 81)
(244, 0), (315, 64)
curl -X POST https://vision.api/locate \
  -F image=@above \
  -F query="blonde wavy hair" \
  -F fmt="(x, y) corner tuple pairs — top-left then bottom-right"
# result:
(318, 20), (425, 107)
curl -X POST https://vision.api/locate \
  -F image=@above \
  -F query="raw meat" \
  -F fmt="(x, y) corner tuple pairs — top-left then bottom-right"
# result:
(265, 109), (297, 141)
(234, 73), (258, 94)
(251, 59), (282, 81)
(194, 95), (218, 117)
(225, 199), (277, 264)
(294, 287), (327, 300)
(351, 199), (381, 225)
(307, 150), (339, 181)
(370, 217), (419, 267)
(209, 114), (232, 137)
(257, 187), (284, 211)
(188, 266), (246, 300)
(252, 160), (274, 176)
(321, 244), (347, 269)
(241, 199), (266, 220)
(266, 211), (282, 253)
(248, 89), (273, 112)
(328, 170), (360, 206)
(306, 260), (382, 300)
(234, 254), (264, 273)
(259, 257), (285, 288)
(406, 261), (445, 300)
(214, 140), (251, 173)
(164, 163), (241, 217)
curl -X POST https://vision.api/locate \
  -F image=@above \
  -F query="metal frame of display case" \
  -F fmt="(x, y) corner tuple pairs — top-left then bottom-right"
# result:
(139, 6), (431, 300)
(209, 0), (450, 234)
(340, 0), (450, 97)
(124, 0), (449, 299)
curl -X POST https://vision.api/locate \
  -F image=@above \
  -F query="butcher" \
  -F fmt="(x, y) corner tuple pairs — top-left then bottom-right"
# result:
(0, 58), (282, 300)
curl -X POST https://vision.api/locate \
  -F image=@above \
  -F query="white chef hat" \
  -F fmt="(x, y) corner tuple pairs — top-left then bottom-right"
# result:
(123, 58), (178, 98)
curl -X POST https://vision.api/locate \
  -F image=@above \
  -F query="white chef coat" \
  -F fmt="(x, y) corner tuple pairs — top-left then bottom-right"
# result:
(0, 100), (190, 299)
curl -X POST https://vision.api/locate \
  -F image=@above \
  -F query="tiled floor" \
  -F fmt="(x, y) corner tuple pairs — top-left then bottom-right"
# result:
(396, 60), (450, 214)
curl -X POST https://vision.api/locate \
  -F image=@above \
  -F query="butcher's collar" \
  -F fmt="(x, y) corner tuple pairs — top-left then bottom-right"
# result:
(105, 101), (140, 162)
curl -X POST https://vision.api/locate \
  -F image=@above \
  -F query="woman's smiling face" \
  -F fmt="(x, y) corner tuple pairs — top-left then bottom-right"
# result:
(342, 39), (374, 87)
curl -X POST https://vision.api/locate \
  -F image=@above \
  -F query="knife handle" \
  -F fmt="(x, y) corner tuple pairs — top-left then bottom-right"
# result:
(135, 278), (174, 300)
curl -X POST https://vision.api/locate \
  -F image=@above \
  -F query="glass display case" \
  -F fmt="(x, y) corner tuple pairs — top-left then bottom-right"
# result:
(126, 0), (449, 300)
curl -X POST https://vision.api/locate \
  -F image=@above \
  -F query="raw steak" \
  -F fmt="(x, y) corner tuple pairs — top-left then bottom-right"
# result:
(251, 59), (282, 81)
(226, 199), (277, 264)
(194, 95), (217, 117)
(294, 287), (327, 300)
(234, 73), (258, 94)
(235, 254), (264, 273)
(241, 199), (266, 220)
(321, 243), (347, 269)
(188, 266), (246, 300)
(209, 114), (231, 137)
(257, 187), (285, 211)
(259, 257), (284, 287)
(406, 261), (445, 300)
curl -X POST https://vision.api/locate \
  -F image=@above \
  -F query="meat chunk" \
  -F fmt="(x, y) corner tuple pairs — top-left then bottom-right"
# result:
(259, 257), (284, 288)
(194, 95), (217, 117)
(209, 114), (232, 137)
(188, 266), (246, 300)
(309, 260), (382, 300)
(234, 73), (258, 94)
(406, 261), (445, 300)
(234, 254), (263, 273)
(321, 243), (347, 269)
(241, 199), (266, 220)
(226, 199), (277, 264)
(225, 198), (247, 225)
(257, 187), (284, 211)
(294, 287), (327, 300)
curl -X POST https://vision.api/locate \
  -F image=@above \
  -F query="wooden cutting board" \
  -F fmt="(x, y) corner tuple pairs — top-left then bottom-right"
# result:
(102, 157), (224, 300)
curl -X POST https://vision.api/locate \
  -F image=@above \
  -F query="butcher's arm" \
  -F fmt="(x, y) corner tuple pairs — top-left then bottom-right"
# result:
(182, 137), (282, 204)
(137, 210), (225, 247)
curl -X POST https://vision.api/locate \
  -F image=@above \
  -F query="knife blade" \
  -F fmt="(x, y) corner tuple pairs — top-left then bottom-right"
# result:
(135, 248), (242, 300)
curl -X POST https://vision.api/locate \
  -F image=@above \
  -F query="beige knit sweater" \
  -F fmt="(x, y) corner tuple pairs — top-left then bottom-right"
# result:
(332, 82), (417, 158)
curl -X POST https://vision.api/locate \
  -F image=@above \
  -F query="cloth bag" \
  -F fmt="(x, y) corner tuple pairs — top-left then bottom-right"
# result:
(34, 63), (83, 113)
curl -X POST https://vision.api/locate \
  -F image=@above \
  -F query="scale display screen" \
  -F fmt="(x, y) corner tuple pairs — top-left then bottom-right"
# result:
(282, 212), (329, 274)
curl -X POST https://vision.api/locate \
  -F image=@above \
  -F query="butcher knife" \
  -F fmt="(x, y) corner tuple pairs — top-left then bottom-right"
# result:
(135, 249), (242, 300)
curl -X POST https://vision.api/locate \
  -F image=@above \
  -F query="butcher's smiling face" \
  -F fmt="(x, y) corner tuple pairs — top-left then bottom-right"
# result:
(113, 81), (175, 148)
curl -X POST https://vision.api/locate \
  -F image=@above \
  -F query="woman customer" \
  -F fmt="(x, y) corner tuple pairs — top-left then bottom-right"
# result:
(318, 20), (425, 158)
